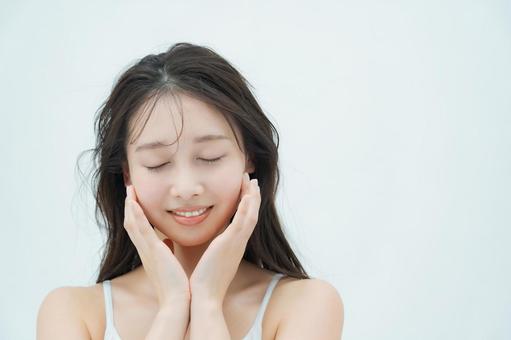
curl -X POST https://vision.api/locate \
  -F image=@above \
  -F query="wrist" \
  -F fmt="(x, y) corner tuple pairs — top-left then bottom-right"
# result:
(191, 293), (222, 311)
(191, 300), (223, 323)
(159, 296), (190, 312)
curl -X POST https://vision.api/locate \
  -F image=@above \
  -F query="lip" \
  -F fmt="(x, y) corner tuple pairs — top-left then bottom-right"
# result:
(169, 206), (213, 226)
(171, 205), (212, 213)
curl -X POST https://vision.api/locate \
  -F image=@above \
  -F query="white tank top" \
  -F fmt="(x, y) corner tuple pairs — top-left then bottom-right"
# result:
(102, 273), (285, 340)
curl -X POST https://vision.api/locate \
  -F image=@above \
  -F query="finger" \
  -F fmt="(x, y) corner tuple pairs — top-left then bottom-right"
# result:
(237, 172), (250, 205)
(126, 186), (175, 267)
(244, 179), (261, 225)
(126, 185), (154, 260)
(228, 179), (259, 238)
(241, 179), (260, 224)
(243, 172), (251, 196)
(128, 185), (167, 250)
(245, 175), (259, 199)
(124, 186), (149, 256)
(127, 183), (140, 204)
(248, 179), (261, 225)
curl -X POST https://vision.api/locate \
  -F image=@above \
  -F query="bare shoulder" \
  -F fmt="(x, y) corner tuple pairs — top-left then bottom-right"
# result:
(37, 285), (96, 339)
(274, 276), (344, 308)
(274, 276), (344, 312)
(273, 277), (344, 340)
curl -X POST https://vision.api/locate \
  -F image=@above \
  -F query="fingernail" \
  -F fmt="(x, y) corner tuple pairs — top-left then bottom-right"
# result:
(244, 172), (249, 181)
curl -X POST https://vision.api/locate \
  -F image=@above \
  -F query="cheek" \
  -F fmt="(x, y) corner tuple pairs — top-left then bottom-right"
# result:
(133, 178), (166, 208)
(214, 176), (242, 201)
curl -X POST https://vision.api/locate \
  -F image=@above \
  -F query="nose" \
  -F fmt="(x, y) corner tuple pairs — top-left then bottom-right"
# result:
(169, 168), (204, 201)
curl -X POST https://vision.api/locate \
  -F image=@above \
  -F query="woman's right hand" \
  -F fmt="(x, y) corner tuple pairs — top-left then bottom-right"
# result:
(124, 184), (190, 307)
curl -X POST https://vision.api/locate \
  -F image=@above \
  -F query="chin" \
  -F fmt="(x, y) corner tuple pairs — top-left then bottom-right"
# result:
(153, 216), (230, 247)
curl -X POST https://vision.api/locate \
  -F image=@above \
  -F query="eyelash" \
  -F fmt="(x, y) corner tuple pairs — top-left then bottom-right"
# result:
(146, 157), (223, 172)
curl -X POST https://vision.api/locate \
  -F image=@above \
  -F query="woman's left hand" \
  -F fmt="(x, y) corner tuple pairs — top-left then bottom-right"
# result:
(189, 172), (261, 305)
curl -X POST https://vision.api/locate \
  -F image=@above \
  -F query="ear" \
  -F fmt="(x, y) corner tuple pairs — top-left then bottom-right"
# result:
(245, 157), (255, 174)
(122, 162), (132, 186)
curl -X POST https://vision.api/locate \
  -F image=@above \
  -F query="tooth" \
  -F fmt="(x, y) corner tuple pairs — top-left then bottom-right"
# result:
(174, 208), (206, 217)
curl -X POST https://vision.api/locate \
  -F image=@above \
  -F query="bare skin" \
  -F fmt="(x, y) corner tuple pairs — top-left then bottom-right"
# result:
(78, 261), (297, 340)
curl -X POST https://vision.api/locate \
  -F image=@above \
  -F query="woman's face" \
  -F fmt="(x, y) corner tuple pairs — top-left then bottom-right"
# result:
(123, 92), (254, 246)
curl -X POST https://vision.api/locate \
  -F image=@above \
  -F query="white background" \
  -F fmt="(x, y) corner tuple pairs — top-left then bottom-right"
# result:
(1, 1), (510, 339)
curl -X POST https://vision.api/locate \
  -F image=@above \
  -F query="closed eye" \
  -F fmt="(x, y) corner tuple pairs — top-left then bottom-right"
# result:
(146, 163), (169, 171)
(146, 156), (224, 172)
(200, 156), (223, 164)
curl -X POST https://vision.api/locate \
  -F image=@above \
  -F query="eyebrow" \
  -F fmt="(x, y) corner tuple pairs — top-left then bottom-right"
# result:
(135, 134), (230, 152)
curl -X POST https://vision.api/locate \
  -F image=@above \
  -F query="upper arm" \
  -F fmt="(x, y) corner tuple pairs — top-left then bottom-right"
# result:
(36, 286), (91, 340)
(275, 279), (344, 340)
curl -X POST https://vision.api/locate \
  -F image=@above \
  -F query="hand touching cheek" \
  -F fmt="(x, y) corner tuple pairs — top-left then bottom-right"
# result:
(189, 172), (261, 304)
(124, 185), (191, 306)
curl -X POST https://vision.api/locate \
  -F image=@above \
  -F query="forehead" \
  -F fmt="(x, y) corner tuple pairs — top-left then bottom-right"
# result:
(128, 92), (239, 148)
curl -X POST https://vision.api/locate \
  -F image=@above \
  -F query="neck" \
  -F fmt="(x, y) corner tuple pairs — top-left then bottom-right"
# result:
(153, 220), (230, 279)
(173, 240), (214, 279)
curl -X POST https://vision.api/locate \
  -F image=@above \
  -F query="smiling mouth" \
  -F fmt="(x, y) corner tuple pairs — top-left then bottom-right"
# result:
(170, 206), (212, 216)
(167, 206), (213, 226)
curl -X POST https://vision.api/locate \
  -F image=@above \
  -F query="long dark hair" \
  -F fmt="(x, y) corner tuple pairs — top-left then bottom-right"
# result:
(77, 42), (309, 283)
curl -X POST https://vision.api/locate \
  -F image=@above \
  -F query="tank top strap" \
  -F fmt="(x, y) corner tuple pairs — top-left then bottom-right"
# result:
(252, 273), (285, 326)
(102, 280), (123, 339)
(102, 280), (114, 323)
